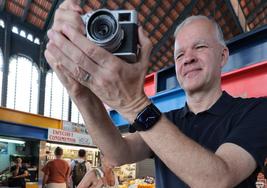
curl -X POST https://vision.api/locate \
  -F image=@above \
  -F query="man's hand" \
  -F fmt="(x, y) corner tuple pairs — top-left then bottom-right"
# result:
(52, 0), (84, 34)
(45, 0), (153, 166)
(45, 0), (100, 106)
(77, 169), (104, 188)
(46, 24), (152, 122)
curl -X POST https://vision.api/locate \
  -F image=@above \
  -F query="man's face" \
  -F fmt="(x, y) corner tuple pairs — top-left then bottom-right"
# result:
(16, 158), (22, 166)
(174, 19), (227, 94)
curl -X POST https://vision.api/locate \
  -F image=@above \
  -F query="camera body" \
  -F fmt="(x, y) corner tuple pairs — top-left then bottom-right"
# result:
(81, 9), (138, 63)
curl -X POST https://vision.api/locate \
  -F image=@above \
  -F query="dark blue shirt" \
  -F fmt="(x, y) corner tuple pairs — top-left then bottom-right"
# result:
(155, 91), (267, 188)
(10, 165), (28, 188)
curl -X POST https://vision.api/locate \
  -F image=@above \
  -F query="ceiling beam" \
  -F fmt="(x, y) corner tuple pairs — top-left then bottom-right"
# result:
(229, 0), (247, 31)
(151, 0), (197, 57)
(0, 0), (6, 11)
(246, 0), (267, 24)
(224, 0), (244, 33)
(43, 0), (63, 31)
(21, 0), (32, 22)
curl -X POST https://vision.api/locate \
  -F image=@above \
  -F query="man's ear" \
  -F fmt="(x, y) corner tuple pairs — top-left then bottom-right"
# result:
(221, 46), (229, 68)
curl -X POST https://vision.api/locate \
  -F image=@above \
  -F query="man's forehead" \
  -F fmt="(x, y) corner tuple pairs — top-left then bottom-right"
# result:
(175, 19), (215, 39)
(175, 39), (208, 51)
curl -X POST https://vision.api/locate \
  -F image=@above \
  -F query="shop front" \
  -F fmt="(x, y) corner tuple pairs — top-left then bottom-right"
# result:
(0, 119), (47, 187)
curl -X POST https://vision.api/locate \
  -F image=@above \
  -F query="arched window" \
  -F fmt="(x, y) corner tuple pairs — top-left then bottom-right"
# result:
(0, 49), (3, 104)
(7, 55), (39, 113)
(71, 102), (85, 124)
(12, 26), (19, 34)
(34, 38), (40, 45)
(0, 19), (4, 28)
(27, 34), (33, 42)
(19, 30), (26, 38)
(44, 70), (69, 120)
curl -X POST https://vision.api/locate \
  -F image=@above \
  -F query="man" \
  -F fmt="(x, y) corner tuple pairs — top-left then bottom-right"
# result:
(70, 149), (91, 187)
(42, 147), (70, 188)
(9, 157), (29, 188)
(45, 0), (267, 187)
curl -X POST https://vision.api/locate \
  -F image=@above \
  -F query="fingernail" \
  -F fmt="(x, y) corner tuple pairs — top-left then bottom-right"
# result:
(47, 30), (53, 38)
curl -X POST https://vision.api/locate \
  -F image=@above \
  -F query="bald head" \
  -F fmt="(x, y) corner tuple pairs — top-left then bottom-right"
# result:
(174, 15), (226, 47)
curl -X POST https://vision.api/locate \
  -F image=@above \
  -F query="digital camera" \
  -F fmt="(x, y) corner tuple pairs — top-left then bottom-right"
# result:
(81, 9), (138, 63)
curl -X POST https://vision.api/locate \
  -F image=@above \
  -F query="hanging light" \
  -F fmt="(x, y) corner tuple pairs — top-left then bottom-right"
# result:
(0, 138), (25, 144)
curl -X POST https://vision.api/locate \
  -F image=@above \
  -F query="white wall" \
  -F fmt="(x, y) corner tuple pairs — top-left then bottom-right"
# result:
(0, 143), (16, 172)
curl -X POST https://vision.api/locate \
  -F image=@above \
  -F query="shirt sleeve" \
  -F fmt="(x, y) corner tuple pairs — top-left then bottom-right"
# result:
(10, 166), (15, 172)
(41, 162), (50, 175)
(224, 99), (267, 169)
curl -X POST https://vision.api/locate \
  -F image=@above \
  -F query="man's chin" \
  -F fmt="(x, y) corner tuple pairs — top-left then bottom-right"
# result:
(183, 84), (204, 94)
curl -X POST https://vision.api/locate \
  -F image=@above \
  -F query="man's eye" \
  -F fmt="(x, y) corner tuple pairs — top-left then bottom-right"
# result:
(196, 45), (206, 49)
(176, 54), (183, 60)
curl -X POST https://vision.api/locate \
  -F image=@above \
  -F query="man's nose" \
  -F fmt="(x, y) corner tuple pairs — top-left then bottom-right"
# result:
(183, 50), (197, 65)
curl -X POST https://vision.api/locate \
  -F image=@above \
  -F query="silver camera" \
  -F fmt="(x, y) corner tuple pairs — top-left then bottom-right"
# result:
(81, 9), (138, 63)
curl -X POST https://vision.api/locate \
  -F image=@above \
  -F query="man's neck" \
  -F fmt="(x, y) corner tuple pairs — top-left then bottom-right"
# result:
(186, 89), (223, 114)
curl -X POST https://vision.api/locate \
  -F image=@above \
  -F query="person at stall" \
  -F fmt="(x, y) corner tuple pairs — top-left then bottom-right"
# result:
(42, 147), (70, 188)
(9, 157), (29, 188)
(44, 0), (267, 187)
(70, 149), (92, 187)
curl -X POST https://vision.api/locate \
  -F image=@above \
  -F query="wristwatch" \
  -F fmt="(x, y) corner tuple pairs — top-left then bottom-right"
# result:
(129, 103), (162, 133)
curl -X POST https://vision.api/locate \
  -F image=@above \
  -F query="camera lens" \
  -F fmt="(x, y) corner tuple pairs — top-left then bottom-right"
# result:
(86, 10), (124, 52)
(90, 15), (115, 40)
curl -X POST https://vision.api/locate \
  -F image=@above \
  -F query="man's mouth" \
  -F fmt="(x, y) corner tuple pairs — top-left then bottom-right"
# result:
(184, 68), (202, 77)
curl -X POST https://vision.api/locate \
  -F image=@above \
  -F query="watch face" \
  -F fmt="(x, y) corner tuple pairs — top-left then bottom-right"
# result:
(139, 107), (160, 129)
(135, 104), (161, 131)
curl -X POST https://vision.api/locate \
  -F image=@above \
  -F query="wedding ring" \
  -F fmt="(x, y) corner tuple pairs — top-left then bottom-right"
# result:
(83, 73), (90, 81)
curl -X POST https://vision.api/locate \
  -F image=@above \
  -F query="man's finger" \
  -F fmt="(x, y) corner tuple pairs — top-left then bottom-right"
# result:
(47, 29), (99, 80)
(138, 26), (152, 66)
(61, 23), (123, 68)
(46, 41), (92, 86)
(53, 9), (85, 34)
(59, 0), (82, 13)
(89, 179), (104, 188)
(77, 170), (98, 188)
(44, 49), (73, 86)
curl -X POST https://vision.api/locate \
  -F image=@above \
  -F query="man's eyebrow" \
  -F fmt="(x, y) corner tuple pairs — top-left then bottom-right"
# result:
(193, 39), (208, 46)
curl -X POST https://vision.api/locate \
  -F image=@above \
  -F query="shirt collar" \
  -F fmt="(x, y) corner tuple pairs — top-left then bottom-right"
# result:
(181, 103), (190, 118)
(180, 91), (234, 118)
